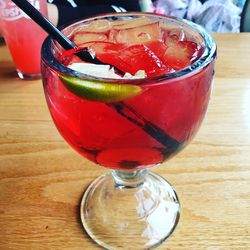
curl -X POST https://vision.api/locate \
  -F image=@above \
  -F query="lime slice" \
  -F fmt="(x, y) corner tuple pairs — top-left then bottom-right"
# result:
(59, 75), (143, 103)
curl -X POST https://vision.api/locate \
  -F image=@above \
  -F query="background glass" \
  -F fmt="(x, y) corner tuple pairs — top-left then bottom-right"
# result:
(0, 0), (47, 79)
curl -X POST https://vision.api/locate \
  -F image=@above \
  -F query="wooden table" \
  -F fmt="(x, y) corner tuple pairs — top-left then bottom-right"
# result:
(0, 33), (250, 250)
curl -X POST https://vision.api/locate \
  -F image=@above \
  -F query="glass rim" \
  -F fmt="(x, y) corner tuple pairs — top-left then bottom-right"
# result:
(41, 12), (217, 86)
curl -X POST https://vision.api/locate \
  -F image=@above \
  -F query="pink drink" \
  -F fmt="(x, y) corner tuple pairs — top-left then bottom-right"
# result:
(42, 15), (216, 170)
(0, 0), (47, 78)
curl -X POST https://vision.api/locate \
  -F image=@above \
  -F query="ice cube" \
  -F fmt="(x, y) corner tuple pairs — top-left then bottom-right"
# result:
(112, 17), (153, 30)
(75, 19), (111, 33)
(73, 32), (107, 45)
(114, 22), (162, 45)
(163, 28), (186, 46)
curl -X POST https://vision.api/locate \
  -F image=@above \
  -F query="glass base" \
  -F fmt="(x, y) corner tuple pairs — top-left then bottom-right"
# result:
(80, 171), (180, 250)
(17, 69), (41, 80)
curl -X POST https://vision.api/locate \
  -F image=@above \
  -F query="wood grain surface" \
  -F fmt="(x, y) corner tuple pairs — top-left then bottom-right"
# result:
(0, 33), (250, 250)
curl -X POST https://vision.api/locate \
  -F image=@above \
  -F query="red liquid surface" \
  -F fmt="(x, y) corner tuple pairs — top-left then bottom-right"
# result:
(42, 18), (214, 170)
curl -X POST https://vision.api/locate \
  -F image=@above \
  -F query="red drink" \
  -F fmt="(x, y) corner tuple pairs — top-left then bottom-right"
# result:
(42, 15), (216, 170)
(0, 0), (47, 79)
(41, 13), (216, 249)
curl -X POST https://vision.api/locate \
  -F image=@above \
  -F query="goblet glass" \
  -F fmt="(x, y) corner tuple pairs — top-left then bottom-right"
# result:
(41, 13), (216, 250)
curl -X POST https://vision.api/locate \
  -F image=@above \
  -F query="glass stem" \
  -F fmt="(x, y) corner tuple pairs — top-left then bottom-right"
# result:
(111, 169), (148, 188)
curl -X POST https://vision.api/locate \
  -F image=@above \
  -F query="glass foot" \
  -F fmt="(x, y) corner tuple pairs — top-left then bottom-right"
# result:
(17, 69), (41, 80)
(80, 171), (180, 250)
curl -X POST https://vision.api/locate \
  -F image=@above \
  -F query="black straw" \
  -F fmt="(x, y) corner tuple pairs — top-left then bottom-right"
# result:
(110, 103), (182, 153)
(12, 0), (75, 49)
(11, 0), (100, 63)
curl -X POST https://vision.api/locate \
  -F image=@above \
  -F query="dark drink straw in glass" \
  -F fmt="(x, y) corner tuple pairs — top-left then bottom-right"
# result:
(11, 0), (181, 152)
(12, 0), (101, 63)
